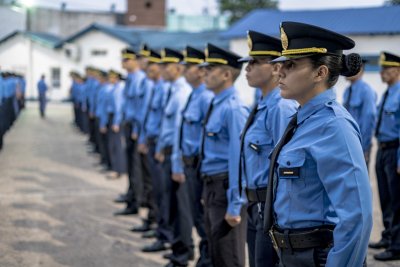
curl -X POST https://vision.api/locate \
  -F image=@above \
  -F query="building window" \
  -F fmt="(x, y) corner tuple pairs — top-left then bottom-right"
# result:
(91, 49), (108, 56)
(51, 67), (61, 89)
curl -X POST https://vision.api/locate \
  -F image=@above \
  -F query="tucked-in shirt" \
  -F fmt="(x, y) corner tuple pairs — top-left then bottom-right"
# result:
(124, 70), (146, 121)
(241, 88), (298, 189)
(376, 81), (400, 167)
(37, 79), (47, 94)
(138, 79), (167, 144)
(343, 79), (377, 153)
(201, 86), (249, 216)
(172, 83), (214, 174)
(274, 89), (373, 267)
(156, 77), (191, 153)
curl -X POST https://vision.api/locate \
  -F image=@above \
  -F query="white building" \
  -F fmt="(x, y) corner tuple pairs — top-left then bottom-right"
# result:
(222, 5), (400, 105)
(0, 23), (227, 100)
(0, 31), (76, 100)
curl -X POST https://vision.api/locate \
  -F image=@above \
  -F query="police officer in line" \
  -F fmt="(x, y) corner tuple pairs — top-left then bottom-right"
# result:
(198, 43), (249, 267)
(103, 70), (127, 179)
(238, 30), (298, 267)
(343, 59), (377, 167)
(80, 67), (93, 135)
(71, 72), (86, 133)
(136, 50), (170, 240)
(142, 48), (192, 253)
(113, 48), (146, 216)
(87, 68), (101, 154)
(129, 45), (158, 233)
(95, 70), (113, 172)
(262, 21), (373, 267)
(370, 52), (400, 261)
(167, 46), (214, 267)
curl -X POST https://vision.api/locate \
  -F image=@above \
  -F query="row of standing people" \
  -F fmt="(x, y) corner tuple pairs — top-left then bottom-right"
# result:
(0, 71), (26, 151)
(70, 21), (400, 267)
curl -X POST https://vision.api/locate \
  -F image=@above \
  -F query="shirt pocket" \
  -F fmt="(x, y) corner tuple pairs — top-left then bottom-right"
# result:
(184, 110), (202, 124)
(383, 100), (399, 116)
(277, 151), (306, 192)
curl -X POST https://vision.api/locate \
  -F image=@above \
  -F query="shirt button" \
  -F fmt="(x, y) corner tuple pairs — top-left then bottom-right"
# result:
(287, 161), (291, 166)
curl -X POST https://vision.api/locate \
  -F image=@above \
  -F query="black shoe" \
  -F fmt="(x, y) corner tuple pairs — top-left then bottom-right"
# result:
(113, 195), (128, 203)
(142, 240), (169, 252)
(142, 229), (157, 239)
(374, 250), (400, 261)
(113, 207), (138, 216)
(130, 222), (151, 232)
(369, 239), (390, 249)
(163, 253), (173, 260)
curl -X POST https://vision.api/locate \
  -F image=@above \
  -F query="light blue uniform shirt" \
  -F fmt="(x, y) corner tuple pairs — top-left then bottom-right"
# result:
(343, 79), (377, 153)
(88, 78), (100, 115)
(241, 88), (298, 189)
(156, 77), (191, 153)
(124, 70), (146, 122)
(376, 81), (400, 167)
(273, 89), (373, 267)
(138, 79), (167, 144)
(112, 81), (125, 127)
(95, 83), (109, 118)
(201, 86), (249, 216)
(99, 84), (113, 129)
(37, 79), (47, 94)
(172, 83), (214, 174)
(132, 76), (154, 135)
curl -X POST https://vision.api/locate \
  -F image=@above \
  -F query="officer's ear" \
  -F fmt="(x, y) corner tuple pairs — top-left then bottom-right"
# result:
(313, 64), (329, 84)
(272, 63), (281, 76)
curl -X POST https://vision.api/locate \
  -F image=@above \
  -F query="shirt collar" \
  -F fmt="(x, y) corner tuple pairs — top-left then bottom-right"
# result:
(388, 81), (400, 94)
(192, 83), (206, 96)
(297, 89), (336, 125)
(213, 86), (235, 105)
(258, 87), (280, 110)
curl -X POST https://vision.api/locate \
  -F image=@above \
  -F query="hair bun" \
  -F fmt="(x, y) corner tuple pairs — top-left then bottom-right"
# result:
(341, 53), (362, 77)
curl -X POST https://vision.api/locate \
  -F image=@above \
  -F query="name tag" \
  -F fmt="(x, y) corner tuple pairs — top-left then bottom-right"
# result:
(207, 132), (216, 137)
(279, 167), (300, 177)
(249, 143), (260, 152)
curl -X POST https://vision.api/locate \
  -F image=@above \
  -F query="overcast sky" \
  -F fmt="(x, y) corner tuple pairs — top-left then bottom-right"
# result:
(20, 0), (387, 14)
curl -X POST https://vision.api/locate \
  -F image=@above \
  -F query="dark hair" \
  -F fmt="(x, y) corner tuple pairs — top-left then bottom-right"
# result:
(309, 53), (362, 87)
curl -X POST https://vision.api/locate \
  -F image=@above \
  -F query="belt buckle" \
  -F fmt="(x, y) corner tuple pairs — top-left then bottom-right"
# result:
(269, 229), (279, 253)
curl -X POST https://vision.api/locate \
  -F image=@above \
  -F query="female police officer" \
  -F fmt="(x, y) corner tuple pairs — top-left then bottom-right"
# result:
(238, 30), (297, 267)
(263, 21), (373, 267)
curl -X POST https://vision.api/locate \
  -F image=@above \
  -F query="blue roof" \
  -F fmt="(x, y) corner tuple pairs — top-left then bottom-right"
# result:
(222, 6), (400, 39)
(0, 31), (63, 48)
(57, 23), (228, 50)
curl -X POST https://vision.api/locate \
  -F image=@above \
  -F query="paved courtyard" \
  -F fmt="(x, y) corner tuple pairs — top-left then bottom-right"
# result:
(0, 102), (398, 267)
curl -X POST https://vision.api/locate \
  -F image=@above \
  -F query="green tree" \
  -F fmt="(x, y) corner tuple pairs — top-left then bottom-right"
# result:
(219, 0), (278, 24)
(386, 0), (400, 4)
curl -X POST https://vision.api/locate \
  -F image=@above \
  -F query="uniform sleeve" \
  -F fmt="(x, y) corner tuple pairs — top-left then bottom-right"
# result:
(99, 96), (108, 129)
(172, 88), (191, 174)
(226, 104), (249, 216)
(396, 105), (400, 169)
(112, 83), (125, 126)
(359, 87), (377, 152)
(310, 117), (373, 267)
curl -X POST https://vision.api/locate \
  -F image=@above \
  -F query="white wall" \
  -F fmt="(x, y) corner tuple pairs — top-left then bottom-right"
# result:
(69, 30), (128, 74)
(230, 34), (400, 106)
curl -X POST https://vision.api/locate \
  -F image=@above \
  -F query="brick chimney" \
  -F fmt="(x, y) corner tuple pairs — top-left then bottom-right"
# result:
(125, 0), (166, 27)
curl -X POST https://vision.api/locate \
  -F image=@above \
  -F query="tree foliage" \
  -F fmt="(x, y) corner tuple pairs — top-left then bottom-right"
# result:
(219, 0), (278, 24)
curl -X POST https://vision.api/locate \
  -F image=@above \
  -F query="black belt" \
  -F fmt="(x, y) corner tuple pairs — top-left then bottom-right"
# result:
(270, 225), (334, 250)
(182, 155), (199, 168)
(245, 187), (267, 202)
(201, 172), (228, 184)
(379, 140), (399, 150)
(162, 146), (173, 156)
